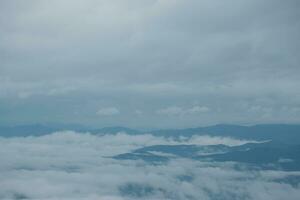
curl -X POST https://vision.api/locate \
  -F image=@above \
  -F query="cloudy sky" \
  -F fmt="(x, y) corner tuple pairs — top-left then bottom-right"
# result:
(1, 0), (300, 128)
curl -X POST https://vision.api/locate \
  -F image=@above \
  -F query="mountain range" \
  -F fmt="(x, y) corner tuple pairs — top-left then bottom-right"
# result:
(1, 124), (300, 144)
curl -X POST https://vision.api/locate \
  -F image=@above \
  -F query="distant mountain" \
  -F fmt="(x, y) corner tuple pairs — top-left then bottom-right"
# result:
(149, 124), (300, 144)
(0, 124), (58, 137)
(1, 124), (300, 144)
(0, 124), (141, 137)
(88, 126), (141, 135)
(114, 141), (300, 171)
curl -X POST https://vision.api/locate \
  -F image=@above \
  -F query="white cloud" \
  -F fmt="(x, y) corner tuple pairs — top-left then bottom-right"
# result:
(0, 132), (299, 199)
(156, 105), (210, 116)
(156, 106), (183, 115)
(187, 106), (210, 114)
(187, 135), (263, 147)
(97, 107), (120, 116)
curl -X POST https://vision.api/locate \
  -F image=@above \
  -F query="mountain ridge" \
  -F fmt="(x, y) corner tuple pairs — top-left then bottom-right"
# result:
(1, 124), (300, 144)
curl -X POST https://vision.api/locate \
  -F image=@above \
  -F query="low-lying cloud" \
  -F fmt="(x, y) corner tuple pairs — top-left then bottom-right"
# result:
(0, 131), (299, 200)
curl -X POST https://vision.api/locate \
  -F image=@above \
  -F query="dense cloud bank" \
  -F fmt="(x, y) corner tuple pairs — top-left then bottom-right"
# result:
(1, 0), (300, 127)
(0, 131), (299, 200)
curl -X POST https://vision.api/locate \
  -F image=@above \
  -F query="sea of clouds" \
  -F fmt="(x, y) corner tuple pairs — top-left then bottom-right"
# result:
(0, 131), (299, 200)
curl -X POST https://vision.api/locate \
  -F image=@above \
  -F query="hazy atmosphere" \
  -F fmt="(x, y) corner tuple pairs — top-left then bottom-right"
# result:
(1, 0), (300, 128)
(1, 1), (300, 200)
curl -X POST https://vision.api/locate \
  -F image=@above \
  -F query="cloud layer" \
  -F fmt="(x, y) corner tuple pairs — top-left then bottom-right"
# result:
(0, 131), (299, 200)
(0, 0), (300, 127)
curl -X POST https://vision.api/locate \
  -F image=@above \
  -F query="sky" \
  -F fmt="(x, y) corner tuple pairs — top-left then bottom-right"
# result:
(0, 0), (300, 128)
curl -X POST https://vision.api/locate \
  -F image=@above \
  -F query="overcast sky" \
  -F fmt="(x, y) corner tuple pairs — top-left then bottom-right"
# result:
(1, 0), (300, 128)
